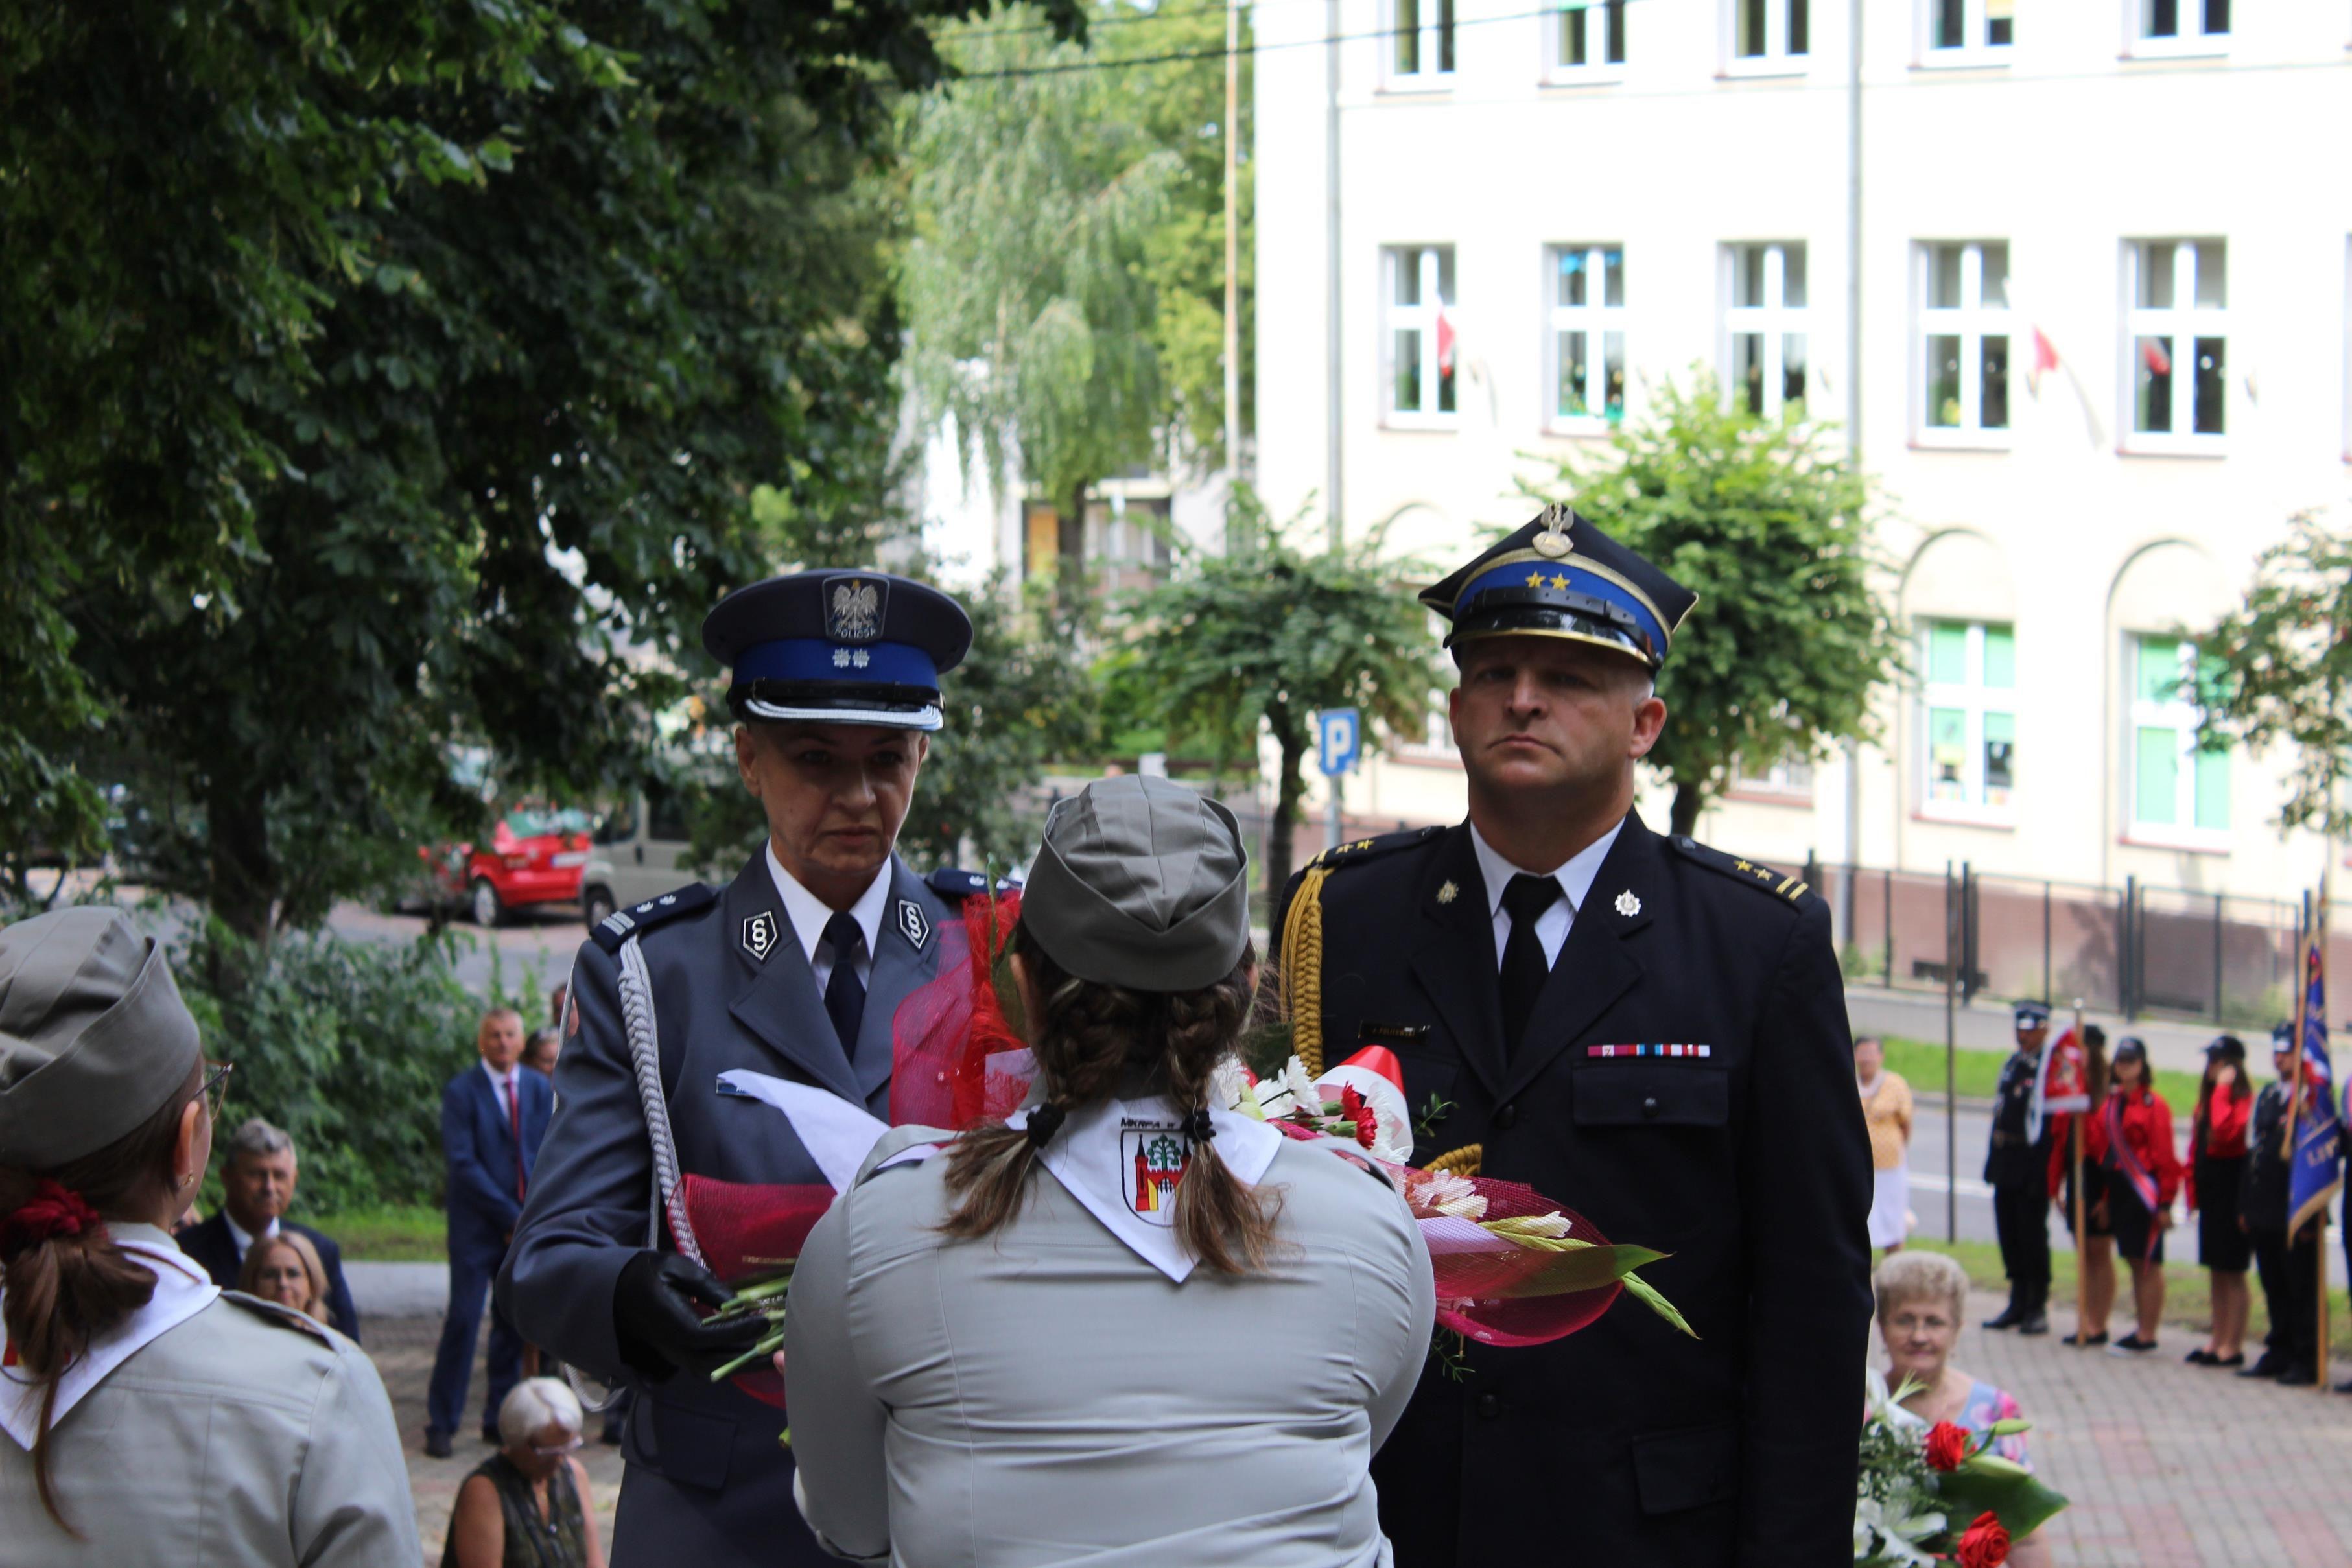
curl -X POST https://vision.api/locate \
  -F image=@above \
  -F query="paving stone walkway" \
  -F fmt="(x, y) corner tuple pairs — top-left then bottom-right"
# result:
(378, 1289), (2352, 1565)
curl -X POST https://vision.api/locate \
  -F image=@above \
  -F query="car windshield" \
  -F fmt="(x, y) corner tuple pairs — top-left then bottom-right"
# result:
(504, 807), (593, 839)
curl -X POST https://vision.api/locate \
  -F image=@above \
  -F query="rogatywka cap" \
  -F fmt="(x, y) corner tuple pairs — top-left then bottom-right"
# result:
(1020, 777), (1251, 992)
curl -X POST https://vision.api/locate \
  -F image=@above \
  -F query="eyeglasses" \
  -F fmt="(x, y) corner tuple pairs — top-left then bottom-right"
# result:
(531, 1435), (585, 1458)
(200, 1060), (235, 1124)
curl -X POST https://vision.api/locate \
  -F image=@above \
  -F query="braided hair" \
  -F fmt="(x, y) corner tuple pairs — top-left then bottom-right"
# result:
(939, 920), (1279, 1274)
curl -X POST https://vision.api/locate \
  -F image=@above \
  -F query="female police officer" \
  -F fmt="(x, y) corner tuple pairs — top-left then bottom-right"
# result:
(500, 569), (987, 1568)
(1, 906), (417, 1565)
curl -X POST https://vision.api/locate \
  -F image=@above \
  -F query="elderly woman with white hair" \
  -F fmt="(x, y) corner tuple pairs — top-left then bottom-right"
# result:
(443, 1377), (605, 1568)
(1868, 1251), (2052, 1568)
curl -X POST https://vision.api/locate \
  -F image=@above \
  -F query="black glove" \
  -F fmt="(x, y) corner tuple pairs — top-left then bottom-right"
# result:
(612, 1250), (766, 1382)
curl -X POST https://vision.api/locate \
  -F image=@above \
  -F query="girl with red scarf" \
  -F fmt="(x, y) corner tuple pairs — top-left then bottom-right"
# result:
(2086, 1037), (2183, 1356)
(2183, 1035), (2253, 1367)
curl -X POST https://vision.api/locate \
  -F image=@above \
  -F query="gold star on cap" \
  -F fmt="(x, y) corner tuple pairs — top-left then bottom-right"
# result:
(1436, 880), (1460, 905)
(1523, 570), (1544, 588)
(1549, 572), (1570, 590)
(1614, 889), (1641, 917)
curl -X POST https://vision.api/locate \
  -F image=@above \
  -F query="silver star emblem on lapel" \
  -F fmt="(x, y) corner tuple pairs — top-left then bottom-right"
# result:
(1613, 889), (1641, 918)
(1436, 880), (1459, 906)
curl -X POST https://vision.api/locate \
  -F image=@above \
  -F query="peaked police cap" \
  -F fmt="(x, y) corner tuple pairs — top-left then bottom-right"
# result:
(1418, 505), (1695, 672)
(703, 570), (974, 732)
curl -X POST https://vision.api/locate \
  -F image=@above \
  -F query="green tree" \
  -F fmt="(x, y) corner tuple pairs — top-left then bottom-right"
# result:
(900, 6), (1182, 604)
(1114, 498), (1441, 900)
(3, 0), (1085, 944)
(2192, 510), (2352, 842)
(1522, 371), (1905, 837)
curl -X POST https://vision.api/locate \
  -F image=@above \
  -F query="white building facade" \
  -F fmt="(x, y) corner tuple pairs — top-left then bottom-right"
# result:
(1253, 0), (2352, 910)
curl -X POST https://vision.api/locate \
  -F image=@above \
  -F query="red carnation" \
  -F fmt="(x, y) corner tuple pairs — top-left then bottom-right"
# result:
(1339, 1085), (1378, 1149)
(1955, 1510), (2010, 1568)
(1922, 1420), (1971, 1472)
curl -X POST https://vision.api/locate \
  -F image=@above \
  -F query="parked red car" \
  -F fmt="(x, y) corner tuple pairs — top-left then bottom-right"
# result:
(415, 806), (594, 926)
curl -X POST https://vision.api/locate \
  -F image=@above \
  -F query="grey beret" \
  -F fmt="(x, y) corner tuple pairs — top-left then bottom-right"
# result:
(0, 906), (203, 1169)
(1020, 777), (1251, 992)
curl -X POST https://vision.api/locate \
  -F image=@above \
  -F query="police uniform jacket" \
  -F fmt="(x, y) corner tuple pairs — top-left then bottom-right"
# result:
(1273, 812), (1872, 1568)
(0, 1225), (418, 1567)
(1982, 1052), (2054, 1189)
(500, 849), (969, 1568)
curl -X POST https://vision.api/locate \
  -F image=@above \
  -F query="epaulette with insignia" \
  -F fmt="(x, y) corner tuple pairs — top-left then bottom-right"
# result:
(591, 882), (718, 953)
(222, 1289), (335, 1343)
(926, 867), (1020, 903)
(1305, 824), (1444, 874)
(1667, 836), (1814, 906)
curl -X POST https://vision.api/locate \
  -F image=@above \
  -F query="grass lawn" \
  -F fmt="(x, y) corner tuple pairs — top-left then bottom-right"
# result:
(1903, 1236), (2352, 1359)
(314, 1203), (447, 1261)
(1879, 1034), (2206, 1108)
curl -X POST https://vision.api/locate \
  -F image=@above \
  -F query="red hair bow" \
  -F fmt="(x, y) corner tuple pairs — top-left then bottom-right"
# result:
(0, 1180), (106, 1262)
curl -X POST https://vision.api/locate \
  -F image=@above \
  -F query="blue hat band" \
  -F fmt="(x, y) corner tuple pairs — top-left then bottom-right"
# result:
(733, 638), (941, 692)
(1458, 561), (1665, 655)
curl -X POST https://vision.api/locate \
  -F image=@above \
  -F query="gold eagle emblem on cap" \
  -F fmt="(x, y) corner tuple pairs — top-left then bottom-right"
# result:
(1532, 504), (1574, 559)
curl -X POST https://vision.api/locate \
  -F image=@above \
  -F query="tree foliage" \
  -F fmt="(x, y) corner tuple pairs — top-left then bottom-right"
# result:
(1, 0), (1083, 943)
(1114, 497), (1441, 900)
(2192, 510), (2352, 843)
(1522, 373), (1905, 837)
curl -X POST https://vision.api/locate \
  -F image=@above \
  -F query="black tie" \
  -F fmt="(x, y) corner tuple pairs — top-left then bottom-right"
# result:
(822, 913), (867, 1054)
(1499, 874), (1561, 1057)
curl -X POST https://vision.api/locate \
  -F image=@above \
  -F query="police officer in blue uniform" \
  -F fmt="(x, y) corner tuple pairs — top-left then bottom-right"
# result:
(1273, 506), (1872, 1568)
(1982, 1001), (2056, 1335)
(500, 569), (988, 1568)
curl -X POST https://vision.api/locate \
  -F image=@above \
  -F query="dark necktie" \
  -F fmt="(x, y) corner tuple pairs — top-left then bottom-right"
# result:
(1499, 873), (1561, 1057)
(823, 913), (868, 1055)
(504, 1076), (525, 1200)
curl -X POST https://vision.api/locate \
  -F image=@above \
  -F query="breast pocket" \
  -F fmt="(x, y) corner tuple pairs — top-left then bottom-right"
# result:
(1571, 1063), (1730, 1129)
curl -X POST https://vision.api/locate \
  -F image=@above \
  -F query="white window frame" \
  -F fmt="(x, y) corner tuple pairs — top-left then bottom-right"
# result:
(1546, 244), (1627, 434)
(2126, 0), (2229, 59)
(1724, 0), (1810, 76)
(1546, 0), (1627, 83)
(2122, 239), (2228, 456)
(1916, 0), (2013, 66)
(1733, 756), (1817, 803)
(1382, 245), (1458, 429)
(2124, 634), (2231, 850)
(1384, 0), (1457, 89)
(1918, 619), (2017, 826)
(1723, 242), (1809, 419)
(1914, 240), (2013, 449)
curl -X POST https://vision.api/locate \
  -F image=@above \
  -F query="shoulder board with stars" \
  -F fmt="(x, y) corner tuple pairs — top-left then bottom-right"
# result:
(1307, 824), (1444, 874)
(1666, 836), (1815, 907)
(925, 867), (1021, 904)
(590, 882), (718, 954)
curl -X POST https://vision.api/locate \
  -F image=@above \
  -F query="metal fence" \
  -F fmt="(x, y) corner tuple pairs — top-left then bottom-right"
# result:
(1787, 858), (2344, 1030)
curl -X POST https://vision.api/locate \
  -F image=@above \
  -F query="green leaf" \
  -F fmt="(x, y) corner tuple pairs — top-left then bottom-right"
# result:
(1618, 1269), (1700, 1339)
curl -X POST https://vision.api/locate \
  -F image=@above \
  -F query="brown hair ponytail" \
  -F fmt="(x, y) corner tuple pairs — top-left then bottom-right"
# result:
(939, 922), (1279, 1273)
(0, 1062), (202, 1531)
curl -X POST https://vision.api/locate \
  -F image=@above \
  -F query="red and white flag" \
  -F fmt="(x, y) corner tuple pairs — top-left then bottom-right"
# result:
(1435, 303), (1457, 376)
(2029, 327), (2059, 395)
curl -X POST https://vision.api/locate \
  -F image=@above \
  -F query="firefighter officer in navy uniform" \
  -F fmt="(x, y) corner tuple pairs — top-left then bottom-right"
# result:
(1981, 1001), (2056, 1335)
(500, 569), (988, 1568)
(1273, 506), (1872, 1568)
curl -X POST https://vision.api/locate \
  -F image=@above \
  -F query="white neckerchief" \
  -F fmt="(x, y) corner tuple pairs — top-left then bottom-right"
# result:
(766, 844), (889, 992)
(1468, 817), (1625, 970)
(1005, 1097), (1282, 1284)
(223, 1211), (280, 1261)
(1, 1224), (220, 1450)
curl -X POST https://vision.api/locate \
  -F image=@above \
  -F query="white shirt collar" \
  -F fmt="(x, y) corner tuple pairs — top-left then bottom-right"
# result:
(1468, 816), (1627, 920)
(222, 1210), (279, 1259)
(766, 842), (891, 967)
(480, 1059), (517, 1095)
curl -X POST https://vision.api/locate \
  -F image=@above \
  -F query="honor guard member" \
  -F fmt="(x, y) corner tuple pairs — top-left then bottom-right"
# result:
(500, 570), (985, 1568)
(1274, 507), (1872, 1568)
(1982, 1001), (2056, 1335)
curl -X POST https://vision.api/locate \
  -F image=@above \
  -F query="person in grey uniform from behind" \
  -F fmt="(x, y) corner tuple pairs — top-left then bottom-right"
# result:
(786, 775), (1437, 1567)
(500, 569), (987, 1567)
(0, 906), (417, 1567)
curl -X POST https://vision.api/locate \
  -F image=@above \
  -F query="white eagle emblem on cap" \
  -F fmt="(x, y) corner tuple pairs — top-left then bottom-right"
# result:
(828, 578), (882, 642)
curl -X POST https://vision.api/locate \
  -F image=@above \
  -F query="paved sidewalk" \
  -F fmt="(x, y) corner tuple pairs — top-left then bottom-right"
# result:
(378, 1289), (2352, 1565)
(1962, 1289), (2352, 1565)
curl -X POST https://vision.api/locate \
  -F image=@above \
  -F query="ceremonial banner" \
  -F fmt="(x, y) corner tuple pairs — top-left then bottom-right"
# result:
(2287, 924), (2341, 1235)
(2025, 1025), (2087, 1147)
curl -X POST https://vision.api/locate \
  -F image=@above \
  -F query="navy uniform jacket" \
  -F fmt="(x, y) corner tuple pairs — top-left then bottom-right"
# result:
(176, 1212), (362, 1343)
(1981, 1051), (2051, 1188)
(499, 849), (968, 1568)
(1273, 812), (1872, 1568)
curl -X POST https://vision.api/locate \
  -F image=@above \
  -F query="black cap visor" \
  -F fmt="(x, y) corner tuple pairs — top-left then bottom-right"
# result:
(1446, 586), (1658, 668)
(729, 679), (944, 732)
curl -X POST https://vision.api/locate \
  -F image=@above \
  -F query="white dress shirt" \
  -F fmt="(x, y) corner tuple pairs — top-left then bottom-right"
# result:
(221, 1211), (279, 1263)
(766, 843), (890, 992)
(1468, 817), (1628, 971)
(481, 1059), (521, 1119)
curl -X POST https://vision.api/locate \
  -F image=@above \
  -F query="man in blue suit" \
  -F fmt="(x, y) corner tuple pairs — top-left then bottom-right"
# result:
(425, 1005), (552, 1457)
(178, 1117), (363, 1341)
